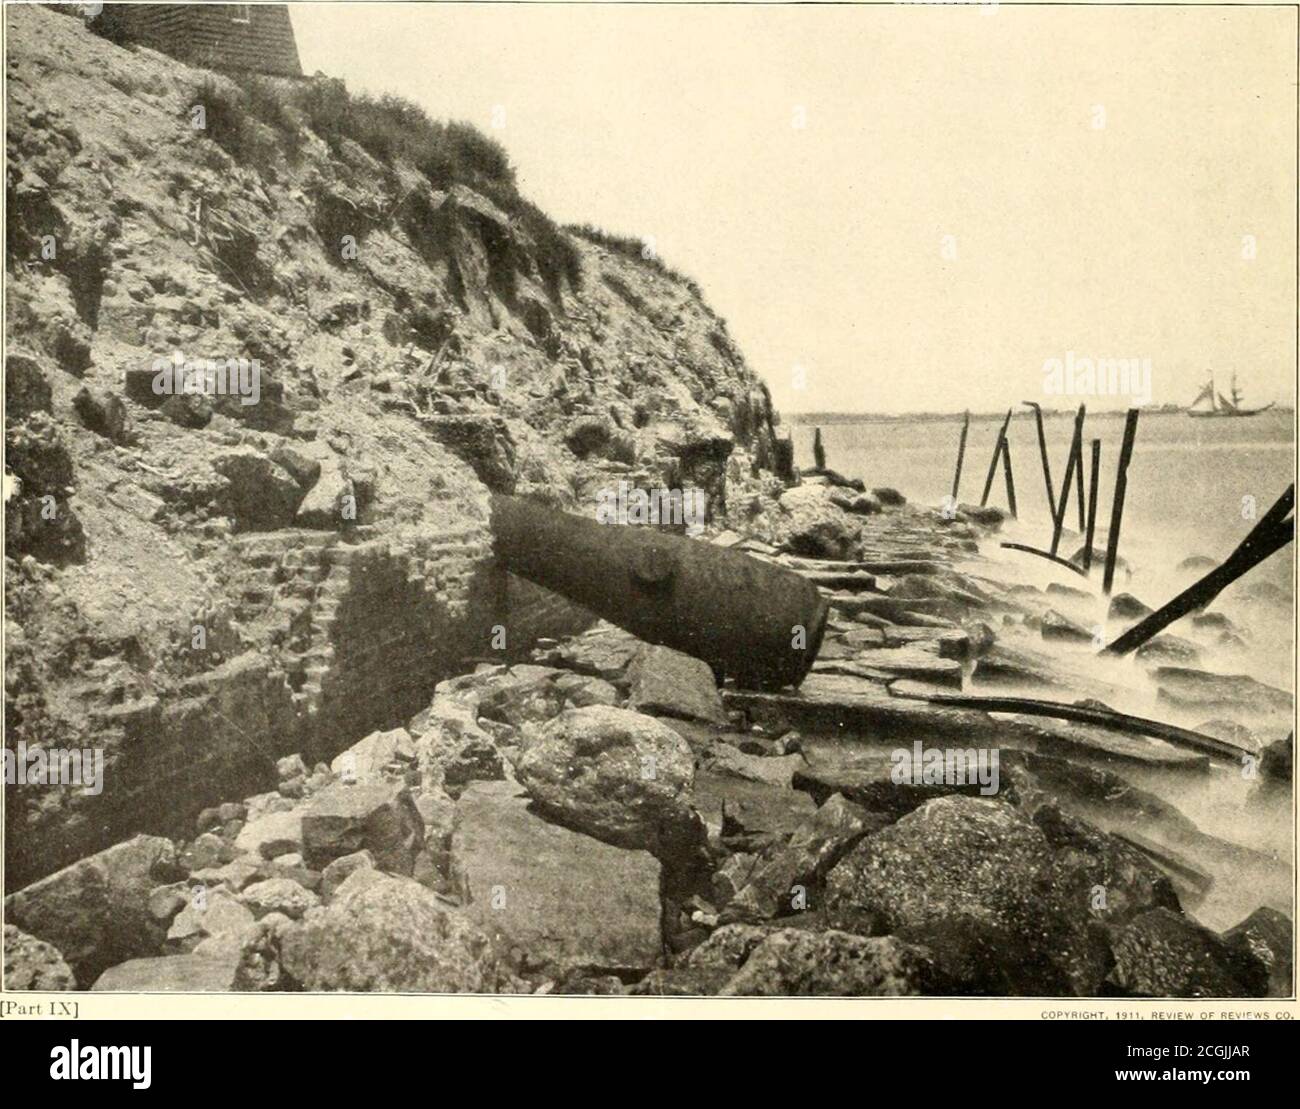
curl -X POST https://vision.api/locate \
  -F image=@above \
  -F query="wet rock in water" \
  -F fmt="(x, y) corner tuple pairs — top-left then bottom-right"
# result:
(3, 923), (76, 990)
(319, 849), (375, 901)
(1040, 608), (1094, 645)
(1257, 732), (1292, 784)
(878, 626), (970, 659)
(238, 878), (321, 921)
(824, 796), (1055, 940)
(1178, 554), (1218, 573)
(516, 705), (702, 857)
(829, 489), (882, 516)
(1107, 908), (1269, 997)
(451, 781), (662, 975)
(1108, 593), (1152, 621)
(4, 834), (178, 986)
(830, 646), (963, 688)
(329, 726), (416, 784)
(1222, 907), (1293, 998)
(871, 487), (906, 507)
(956, 504), (1005, 527)
(300, 781), (424, 875)
(1134, 634), (1202, 667)
(718, 928), (945, 996)
(627, 644), (728, 725)
(233, 809), (304, 861)
(1154, 667), (1293, 717)
(92, 954), (242, 992)
(771, 485), (862, 560)
(723, 793), (885, 923)
(278, 869), (503, 992)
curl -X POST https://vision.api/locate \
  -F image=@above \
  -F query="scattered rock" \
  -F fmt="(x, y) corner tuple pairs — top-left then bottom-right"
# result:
(720, 928), (944, 996)
(239, 878), (321, 920)
(3, 923), (76, 990)
(1107, 908), (1269, 998)
(72, 386), (129, 443)
(516, 705), (702, 857)
(626, 644), (727, 725)
(92, 954), (241, 992)
(300, 781), (424, 875)
(3, 834), (177, 986)
(278, 869), (503, 992)
(451, 781), (662, 974)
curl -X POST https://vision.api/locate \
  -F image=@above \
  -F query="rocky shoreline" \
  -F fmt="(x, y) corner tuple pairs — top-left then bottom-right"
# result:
(6, 481), (1292, 997)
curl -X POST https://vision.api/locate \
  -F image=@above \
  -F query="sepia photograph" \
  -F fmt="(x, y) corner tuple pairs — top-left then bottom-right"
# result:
(1, 0), (1296, 1028)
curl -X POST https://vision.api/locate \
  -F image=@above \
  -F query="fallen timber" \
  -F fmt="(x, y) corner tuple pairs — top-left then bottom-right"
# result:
(887, 680), (1252, 763)
(999, 541), (1090, 578)
(490, 494), (830, 690)
(1105, 483), (1295, 656)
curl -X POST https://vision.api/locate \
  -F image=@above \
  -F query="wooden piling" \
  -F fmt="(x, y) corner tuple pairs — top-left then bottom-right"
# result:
(1106, 484), (1294, 654)
(1074, 409), (1087, 533)
(951, 410), (970, 502)
(1083, 438), (1101, 572)
(1102, 408), (1140, 595)
(981, 409), (1013, 507)
(1049, 405), (1085, 557)
(1022, 401), (1056, 521)
(1002, 438), (1017, 517)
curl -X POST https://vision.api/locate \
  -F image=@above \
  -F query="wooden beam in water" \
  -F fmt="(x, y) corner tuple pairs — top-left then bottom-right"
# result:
(1000, 541), (1089, 578)
(889, 682), (1251, 762)
(1105, 483), (1294, 655)
(1102, 408), (1140, 595)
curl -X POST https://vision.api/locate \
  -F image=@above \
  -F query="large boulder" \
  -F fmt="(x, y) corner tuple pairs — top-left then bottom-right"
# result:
(719, 928), (944, 996)
(92, 954), (241, 992)
(3, 923), (76, 990)
(278, 869), (503, 992)
(4, 834), (177, 985)
(516, 705), (702, 857)
(1222, 907), (1293, 998)
(770, 485), (861, 560)
(212, 450), (304, 531)
(1108, 908), (1269, 997)
(626, 644), (727, 725)
(329, 727), (416, 784)
(300, 781), (424, 875)
(451, 781), (662, 974)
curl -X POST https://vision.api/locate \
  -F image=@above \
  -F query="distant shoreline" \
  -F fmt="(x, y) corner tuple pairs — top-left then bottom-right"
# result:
(785, 406), (1295, 425)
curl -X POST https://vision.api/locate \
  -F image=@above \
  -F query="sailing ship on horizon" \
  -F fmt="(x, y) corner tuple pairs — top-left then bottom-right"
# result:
(1187, 372), (1275, 418)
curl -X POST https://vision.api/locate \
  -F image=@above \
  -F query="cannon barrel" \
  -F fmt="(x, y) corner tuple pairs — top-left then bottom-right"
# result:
(490, 495), (829, 691)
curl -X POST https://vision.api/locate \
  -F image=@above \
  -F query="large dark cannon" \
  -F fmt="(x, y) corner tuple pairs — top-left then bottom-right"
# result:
(490, 495), (829, 690)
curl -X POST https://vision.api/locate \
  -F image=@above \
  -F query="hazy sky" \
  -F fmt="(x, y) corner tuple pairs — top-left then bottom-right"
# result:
(292, 3), (1297, 415)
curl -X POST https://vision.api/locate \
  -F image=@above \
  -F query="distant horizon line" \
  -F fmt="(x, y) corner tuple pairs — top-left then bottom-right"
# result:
(782, 404), (1296, 424)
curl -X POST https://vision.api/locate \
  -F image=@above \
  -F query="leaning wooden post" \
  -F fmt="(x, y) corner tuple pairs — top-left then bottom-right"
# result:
(1102, 408), (1140, 595)
(813, 426), (826, 472)
(1073, 408), (1087, 532)
(951, 410), (970, 502)
(1049, 406), (1085, 556)
(1106, 484), (1294, 654)
(1083, 438), (1101, 572)
(981, 408), (1013, 507)
(1001, 437), (1017, 517)
(1022, 401), (1056, 522)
